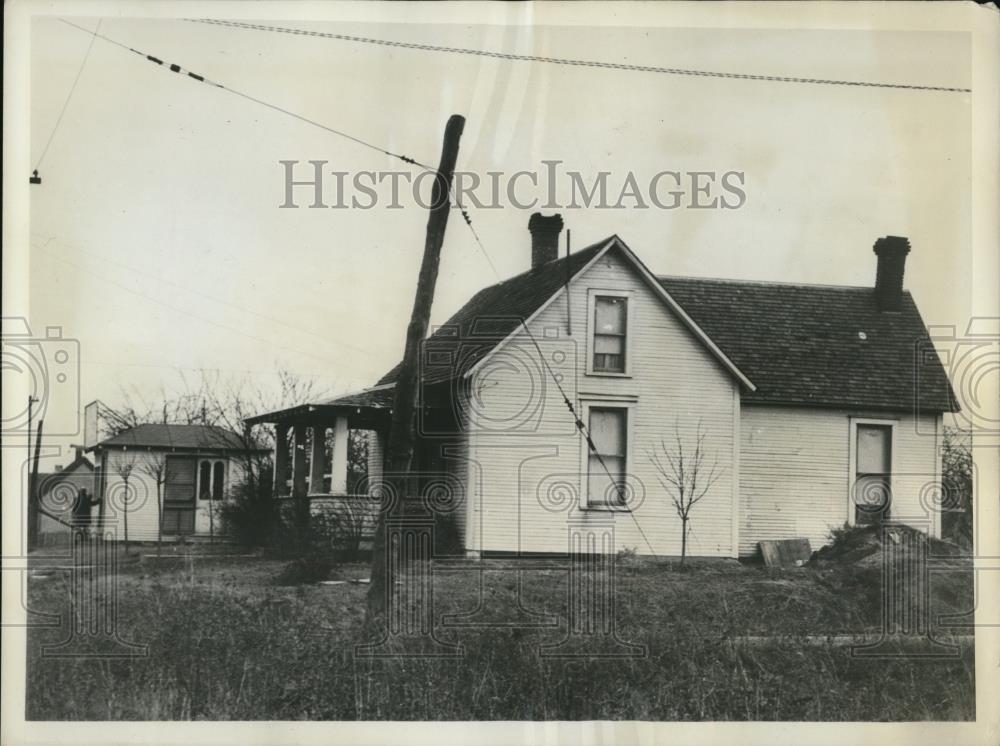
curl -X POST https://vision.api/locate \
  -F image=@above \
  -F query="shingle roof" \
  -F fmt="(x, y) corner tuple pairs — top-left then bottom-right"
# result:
(319, 387), (395, 409)
(657, 277), (957, 412)
(375, 236), (955, 413)
(93, 424), (252, 451)
(377, 239), (608, 386)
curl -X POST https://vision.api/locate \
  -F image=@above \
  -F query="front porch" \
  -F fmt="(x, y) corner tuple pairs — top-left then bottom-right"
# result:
(246, 387), (394, 529)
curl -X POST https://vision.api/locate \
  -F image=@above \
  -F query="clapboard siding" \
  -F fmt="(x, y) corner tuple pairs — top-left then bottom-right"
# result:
(307, 496), (381, 536)
(100, 450), (162, 542)
(99, 450), (247, 541)
(739, 405), (942, 555)
(465, 250), (738, 557)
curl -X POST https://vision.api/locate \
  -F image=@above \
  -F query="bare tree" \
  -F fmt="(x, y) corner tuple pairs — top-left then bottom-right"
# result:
(941, 426), (973, 547)
(101, 368), (330, 547)
(113, 448), (138, 555)
(194, 368), (330, 545)
(649, 421), (721, 566)
(346, 430), (370, 494)
(141, 452), (168, 557)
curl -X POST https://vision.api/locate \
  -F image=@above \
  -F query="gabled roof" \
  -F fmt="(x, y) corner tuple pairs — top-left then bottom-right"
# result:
(56, 453), (95, 475)
(377, 239), (608, 386)
(378, 236), (755, 389)
(657, 277), (957, 412)
(375, 235), (956, 413)
(36, 456), (95, 494)
(90, 424), (256, 452)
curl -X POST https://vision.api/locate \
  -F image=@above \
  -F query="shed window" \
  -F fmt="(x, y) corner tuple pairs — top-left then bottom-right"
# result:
(593, 296), (627, 373)
(587, 407), (628, 507)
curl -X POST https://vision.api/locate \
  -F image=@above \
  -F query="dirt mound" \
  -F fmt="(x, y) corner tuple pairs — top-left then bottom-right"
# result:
(810, 524), (965, 567)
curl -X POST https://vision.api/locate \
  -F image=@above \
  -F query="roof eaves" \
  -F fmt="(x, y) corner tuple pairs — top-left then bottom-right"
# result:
(461, 236), (619, 381)
(604, 237), (759, 391)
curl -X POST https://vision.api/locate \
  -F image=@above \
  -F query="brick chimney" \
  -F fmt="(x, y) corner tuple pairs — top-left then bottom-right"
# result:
(873, 235), (911, 311)
(528, 212), (564, 269)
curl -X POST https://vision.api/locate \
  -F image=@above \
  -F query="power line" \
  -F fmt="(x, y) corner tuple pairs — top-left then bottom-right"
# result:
(454, 201), (499, 277)
(56, 19), (502, 276)
(57, 19), (436, 172)
(450, 193), (659, 554)
(189, 18), (972, 94)
(516, 315), (660, 557)
(45, 22), (503, 366)
(48, 19), (712, 554)
(35, 19), (102, 172)
(453, 202), (659, 554)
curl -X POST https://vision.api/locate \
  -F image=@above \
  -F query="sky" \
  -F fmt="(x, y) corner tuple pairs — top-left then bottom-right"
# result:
(26, 15), (972, 439)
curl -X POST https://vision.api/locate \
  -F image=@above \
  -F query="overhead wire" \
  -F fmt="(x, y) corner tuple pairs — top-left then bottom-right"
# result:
(57, 18), (502, 273)
(188, 17), (972, 94)
(57, 19), (436, 172)
(34, 19), (102, 172)
(514, 313), (662, 557)
(49, 19), (756, 556)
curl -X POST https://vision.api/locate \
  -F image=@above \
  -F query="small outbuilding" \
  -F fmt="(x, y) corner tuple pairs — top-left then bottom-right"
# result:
(86, 424), (267, 541)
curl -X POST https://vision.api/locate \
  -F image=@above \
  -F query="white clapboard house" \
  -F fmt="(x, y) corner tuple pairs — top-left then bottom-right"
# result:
(251, 214), (957, 558)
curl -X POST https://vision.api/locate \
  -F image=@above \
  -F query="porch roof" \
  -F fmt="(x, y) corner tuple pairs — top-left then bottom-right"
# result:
(245, 386), (393, 428)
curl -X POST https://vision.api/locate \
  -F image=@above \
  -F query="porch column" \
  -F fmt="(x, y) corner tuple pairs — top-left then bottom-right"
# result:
(292, 424), (308, 498)
(330, 416), (349, 495)
(367, 430), (385, 494)
(273, 423), (289, 496)
(309, 425), (327, 494)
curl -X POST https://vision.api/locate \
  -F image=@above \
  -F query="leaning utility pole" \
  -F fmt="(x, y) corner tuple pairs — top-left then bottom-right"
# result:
(366, 114), (466, 622)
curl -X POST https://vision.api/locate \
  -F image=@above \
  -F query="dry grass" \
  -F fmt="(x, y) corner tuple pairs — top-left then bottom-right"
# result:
(25, 551), (975, 721)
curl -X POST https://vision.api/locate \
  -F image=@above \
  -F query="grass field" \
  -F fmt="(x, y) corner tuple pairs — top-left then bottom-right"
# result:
(24, 545), (975, 721)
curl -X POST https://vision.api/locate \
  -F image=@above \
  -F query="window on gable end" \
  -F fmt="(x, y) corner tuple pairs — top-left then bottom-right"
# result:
(593, 296), (627, 373)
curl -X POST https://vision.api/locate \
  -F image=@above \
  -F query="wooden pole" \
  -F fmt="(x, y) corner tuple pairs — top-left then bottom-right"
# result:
(28, 418), (44, 552)
(366, 114), (466, 621)
(565, 228), (572, 336)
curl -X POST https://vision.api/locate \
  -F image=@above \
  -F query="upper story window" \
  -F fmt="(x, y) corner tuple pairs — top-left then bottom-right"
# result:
(592, 295), (628, 373)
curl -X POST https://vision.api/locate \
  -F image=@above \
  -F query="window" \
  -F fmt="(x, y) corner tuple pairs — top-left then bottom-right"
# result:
(587, 407), (628, 508)
(198, 459), (226, 501)
(592, 296), (627, 373)
(199, 460), (212, 501)
(853, 424), (892, 524)
(212, 461), (225, 501)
